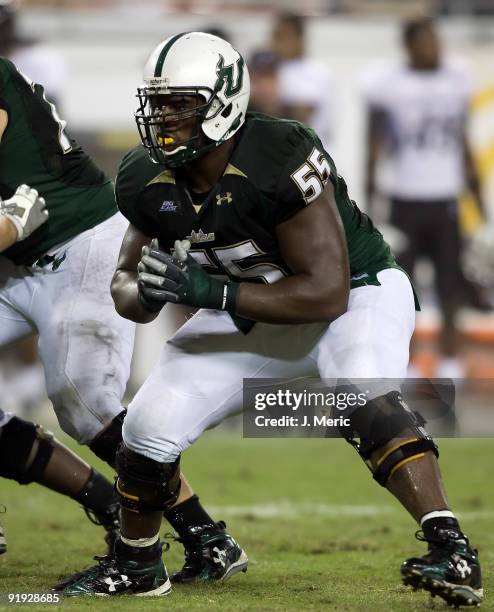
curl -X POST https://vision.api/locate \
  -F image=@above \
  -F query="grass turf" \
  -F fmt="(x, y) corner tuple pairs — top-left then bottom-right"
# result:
(0, 433), (492, 611)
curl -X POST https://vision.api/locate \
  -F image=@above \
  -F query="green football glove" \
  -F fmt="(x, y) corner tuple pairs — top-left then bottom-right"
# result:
(138, 239), (239, 313)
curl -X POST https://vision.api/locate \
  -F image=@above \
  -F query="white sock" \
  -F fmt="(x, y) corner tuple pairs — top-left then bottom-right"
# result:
(120, 533), (160, 548)
(420, 510), (456, 525)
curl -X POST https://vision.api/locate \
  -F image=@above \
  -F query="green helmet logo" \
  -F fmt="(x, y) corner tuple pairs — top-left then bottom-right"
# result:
(215, 54), (245, 98)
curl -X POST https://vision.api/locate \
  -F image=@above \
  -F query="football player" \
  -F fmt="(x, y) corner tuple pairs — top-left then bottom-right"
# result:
(61, 33), (482, 607)
(363, 17), (484, 378)
(0, 56), (241, 582)
(0, 185), (118, 555)
(0, 56), (131, 558)
(0, 56), (133, 461)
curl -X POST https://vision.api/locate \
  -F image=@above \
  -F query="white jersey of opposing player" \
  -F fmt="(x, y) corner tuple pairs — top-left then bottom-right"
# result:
(278, 57), (334, 150)
(362, 59), (473, 201)
(10, 46), (67, 104)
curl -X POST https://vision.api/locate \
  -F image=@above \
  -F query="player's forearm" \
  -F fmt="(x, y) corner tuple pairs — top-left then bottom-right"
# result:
(111, 269), (158, 324)
(235, 273), (349, 324)
(0, 216), (18, 252)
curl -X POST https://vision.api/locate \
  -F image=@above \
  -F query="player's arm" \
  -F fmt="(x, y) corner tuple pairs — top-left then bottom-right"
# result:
(0, 215), (18, 252)
(111, 223), (159, 324)
(235, 182), (350, 323)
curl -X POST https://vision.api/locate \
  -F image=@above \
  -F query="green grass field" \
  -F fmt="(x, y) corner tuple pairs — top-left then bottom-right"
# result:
(1, 431), (492, 611)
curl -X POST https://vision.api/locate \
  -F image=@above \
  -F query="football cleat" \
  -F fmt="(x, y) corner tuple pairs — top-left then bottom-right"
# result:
(168, 520), (248, 583)
(401, 527), (483, 607)
(57, 542), (171, 597)
(53, 503), (121, 593)
(84, 502), (120, 555)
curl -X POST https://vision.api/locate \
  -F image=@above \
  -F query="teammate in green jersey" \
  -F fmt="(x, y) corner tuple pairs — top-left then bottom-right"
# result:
(0, 182), (119, 557)
(0, 58), (134, 547)
(62, 33), (482, 606)
(0, 56), (133, 455)
(0, 57), (127, 558)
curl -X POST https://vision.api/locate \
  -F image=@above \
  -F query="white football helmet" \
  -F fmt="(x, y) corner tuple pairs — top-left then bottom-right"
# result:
(136, 32), (250, 166)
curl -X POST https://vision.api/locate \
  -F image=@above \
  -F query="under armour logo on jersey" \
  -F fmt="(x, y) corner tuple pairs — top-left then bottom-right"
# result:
(212, 546), (227, 567)
(160, 200), (179, 213)
(104, 574), (132, 592)
(455, 559), (472, 579)
(216, 192), (232, 206)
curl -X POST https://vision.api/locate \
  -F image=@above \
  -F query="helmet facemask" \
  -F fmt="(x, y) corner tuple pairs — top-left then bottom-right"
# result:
(136, 85), (229, 167)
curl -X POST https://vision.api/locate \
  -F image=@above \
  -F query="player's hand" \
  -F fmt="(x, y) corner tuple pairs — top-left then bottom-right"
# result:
(138, 239), (239, 312)
(0, 185), (48, 241)
(136, 239), (181, 313)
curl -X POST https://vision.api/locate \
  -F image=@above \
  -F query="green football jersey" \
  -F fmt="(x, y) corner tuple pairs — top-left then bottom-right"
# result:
(116, 112), (403, 294)
(0, 58), (117, 265)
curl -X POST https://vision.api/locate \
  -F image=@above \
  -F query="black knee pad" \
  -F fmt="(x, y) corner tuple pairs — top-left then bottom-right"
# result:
(89, 410), (126, 468)
(338, 390), (438, 487)
(0, 417), (54, 484)
(116, 443), (181, 513)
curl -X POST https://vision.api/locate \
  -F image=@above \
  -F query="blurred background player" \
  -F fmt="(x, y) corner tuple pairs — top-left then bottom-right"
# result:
(363, 17), (484, 378)
(271, 12), (334, 149)
(248, 50), (282, 116)
(0, 185), (118, 557)
(0, 0), (66, 106)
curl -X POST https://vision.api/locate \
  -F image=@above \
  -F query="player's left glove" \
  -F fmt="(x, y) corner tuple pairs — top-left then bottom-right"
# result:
(0, 184), (48, 241)
(139, 239), (239, 312)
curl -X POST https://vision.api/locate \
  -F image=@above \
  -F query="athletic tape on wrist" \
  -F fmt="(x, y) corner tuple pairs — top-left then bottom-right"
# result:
(223, 281), (239, 313)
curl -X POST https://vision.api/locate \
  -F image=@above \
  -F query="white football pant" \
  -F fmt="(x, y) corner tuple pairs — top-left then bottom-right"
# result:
(123, 268), (415, 462)
(0, 213), (135, 443)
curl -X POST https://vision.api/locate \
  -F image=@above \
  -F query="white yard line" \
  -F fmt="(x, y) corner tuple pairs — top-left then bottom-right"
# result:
(208, 502), (394, 519)
(207, 501), (494, 521)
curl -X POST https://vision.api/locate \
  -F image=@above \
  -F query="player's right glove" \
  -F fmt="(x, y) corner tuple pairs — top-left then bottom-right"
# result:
(137, 239), (183, 313)
(0, 184), (48, 241)
(137, 239), (239, 313)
